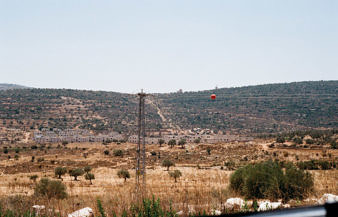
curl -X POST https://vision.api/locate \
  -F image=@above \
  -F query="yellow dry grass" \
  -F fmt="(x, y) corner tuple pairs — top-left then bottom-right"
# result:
(0, 140), (336, 215)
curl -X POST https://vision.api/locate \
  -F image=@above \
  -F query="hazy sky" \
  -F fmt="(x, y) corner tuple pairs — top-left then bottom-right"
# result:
(1, 0), (337, 93)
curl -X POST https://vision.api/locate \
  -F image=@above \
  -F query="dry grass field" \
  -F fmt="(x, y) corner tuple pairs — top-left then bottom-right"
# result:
(0, 140), (337, 216)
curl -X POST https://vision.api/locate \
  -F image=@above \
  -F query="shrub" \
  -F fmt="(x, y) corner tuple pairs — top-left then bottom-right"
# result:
(162, 159), (174, 171)
(103, 150), (109, 155)
(224, 161), (236, 170)
(296, 160), (332, 170)
(29, 175), (38, 182)
(206, 147), (211, 155)
(276, 136), (285, 143)
(117, 169), (130, 182)
(230, 161), (313, 202)
(95, 197), (176, 217)
(97, 199), (106, 217)
(113, 149), (123, 157)
(282, 163), (314, 200)
(194, 138), (201, 144)
(129, 197), (176, 217)
(34, 178), (67, 199)
(305, 139), (314, 144)
(169, 170), (182, 182)
(54, 167), (67, 179)
(293, 137), (303, 145)
(318, 161), (331, 170)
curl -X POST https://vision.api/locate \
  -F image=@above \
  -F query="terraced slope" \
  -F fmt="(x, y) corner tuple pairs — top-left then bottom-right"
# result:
(0, 81), (337, 134)
(158, 81), (337, 134)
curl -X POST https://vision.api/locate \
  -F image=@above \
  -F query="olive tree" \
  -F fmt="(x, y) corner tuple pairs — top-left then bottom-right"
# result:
(84, 166), (92, 174)
(162, 159), (175, 171)
(117, 169), (130, 182)
(158, 139), (165, 147)
(85, 173), (95, 184)
(169, 170), (182, 182)
(55, 167), (67, 179)
(69, 168), (84, 181)
(178, 139), (186, 149)
(168, 139), (176, 148)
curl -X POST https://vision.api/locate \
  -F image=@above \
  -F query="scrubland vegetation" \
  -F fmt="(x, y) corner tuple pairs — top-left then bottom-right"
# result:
(0, 81), (336, 134)
(0, 132), (336, 216)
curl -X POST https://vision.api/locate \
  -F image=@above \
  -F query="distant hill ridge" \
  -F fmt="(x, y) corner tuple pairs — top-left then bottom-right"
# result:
(0, 83), (30, 90)
(0, 80), (336, 134)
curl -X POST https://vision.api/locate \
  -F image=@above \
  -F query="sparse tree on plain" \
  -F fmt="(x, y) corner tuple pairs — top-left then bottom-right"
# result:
(29, 175), (38, 182)
(162, 159), (175, 171)
(178, 139), (186, 149)
(54, 167), (67, 180)
(169, 170), (182, 182)
(85, 173), (95, 184)
(69, 168), (84, 181)
(168, 139), (176, 148)
(158, 139), (165, 147)
(117, 169), (130, 182)
(84, 166), (92, 174)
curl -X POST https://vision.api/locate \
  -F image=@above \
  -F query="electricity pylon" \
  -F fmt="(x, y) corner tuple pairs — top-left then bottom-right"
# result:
(136, 90), (147, 199)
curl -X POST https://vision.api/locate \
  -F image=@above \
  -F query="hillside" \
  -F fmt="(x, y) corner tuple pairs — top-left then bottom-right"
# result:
(0, 83), (30, 90)
(0, 89), (161, 133)
(0, 81), (337, 134)
(157, 81), (338, 134)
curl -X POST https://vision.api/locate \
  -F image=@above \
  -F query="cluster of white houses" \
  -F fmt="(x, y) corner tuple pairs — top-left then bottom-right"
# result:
(127, 134), (252, 144)
(34, 128), (252, 144)
(34, 129), (124, 143)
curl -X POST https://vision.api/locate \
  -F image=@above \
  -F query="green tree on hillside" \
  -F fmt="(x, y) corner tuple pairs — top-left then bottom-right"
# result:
(162, 159), (175, 171)
(55, 167), (67, 179)
(169, 170), (182, 182)
(168, 139), (176, 148)
(117, 169), (130, 182)
(69, 168), (85, 181)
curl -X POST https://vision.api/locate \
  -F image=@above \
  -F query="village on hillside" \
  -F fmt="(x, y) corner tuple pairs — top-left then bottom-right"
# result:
(28, 128), (253, 144)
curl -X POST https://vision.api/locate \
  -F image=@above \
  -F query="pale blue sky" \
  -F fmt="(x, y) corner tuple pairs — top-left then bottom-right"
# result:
(1, 0), (337, 93)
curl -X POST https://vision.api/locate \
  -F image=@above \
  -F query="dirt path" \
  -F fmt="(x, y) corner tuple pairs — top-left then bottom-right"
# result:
(146, 98), (181, 130)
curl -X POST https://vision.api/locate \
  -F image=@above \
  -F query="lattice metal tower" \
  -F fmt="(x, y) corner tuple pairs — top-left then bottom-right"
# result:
(136, 90), (147, 197)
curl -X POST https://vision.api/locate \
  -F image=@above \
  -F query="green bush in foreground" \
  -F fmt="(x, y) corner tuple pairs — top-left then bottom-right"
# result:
(95, 197), (177, 217)
(34, 178), (67, 199)
(230, 161), (313, 202)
